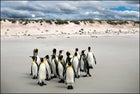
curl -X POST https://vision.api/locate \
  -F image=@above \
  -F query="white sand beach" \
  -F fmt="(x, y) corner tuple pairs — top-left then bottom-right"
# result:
(1, 35), (139, 93)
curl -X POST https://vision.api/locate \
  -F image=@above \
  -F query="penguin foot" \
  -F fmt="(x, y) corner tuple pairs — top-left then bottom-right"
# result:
(67, 86), (70, 89)
(58, 79), (63, 83)
(53, 75), (57, 78)
(82, 75), (87, 77)
(77, 75), (80, 78)
(42, 82), (47, 85)
(70, 85), (73, 89)
(89, 74), (91, 77)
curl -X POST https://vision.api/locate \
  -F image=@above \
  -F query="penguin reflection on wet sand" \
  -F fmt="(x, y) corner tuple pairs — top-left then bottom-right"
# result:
(57, 55), (65, 83)
(86, 46), (97, 77)
(72, 52), (80, 78)
(65, 58), (75, 90)
(38, 58), (47, 86)
(30, 56), (38, 79)
(44, 55), (52, 81)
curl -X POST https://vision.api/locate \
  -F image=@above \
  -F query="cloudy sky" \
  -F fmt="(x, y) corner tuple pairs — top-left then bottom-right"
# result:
(1, 0), (139, 21)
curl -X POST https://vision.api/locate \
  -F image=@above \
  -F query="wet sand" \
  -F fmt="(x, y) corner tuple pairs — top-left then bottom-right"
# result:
(1, 36), (139, 93)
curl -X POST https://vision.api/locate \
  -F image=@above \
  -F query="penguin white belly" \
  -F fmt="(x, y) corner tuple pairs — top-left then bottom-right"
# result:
(32, 63), (38, 76)
(51, 60), (56, 75)
(37, 56), (41, 65)
(58, 63), (64, 79)
(80, 57), (84, 71)
(44, 60), (51, 78)
(39, 63), (46, 80)
(72, 57), (79, 73)
(66, 68), (74, 84)
(87, 53), (93, 66)
(77, 52), (80, 60)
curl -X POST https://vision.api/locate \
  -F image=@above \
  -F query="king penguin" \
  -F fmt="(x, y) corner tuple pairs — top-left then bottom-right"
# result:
(86, 46), (97, 77)
(79, 50), (87, 72)
(72, 52), (80, 78)
(34, 48), (40, 65)
(38, 58), (47, 86)
(65, 57), (75, 89)
(44, 55), (52, 81)
(75, 48), (80, 60)
(57, 55), (65, 83)
(51, 55), (58, 78)
(30, 56), (38, 79)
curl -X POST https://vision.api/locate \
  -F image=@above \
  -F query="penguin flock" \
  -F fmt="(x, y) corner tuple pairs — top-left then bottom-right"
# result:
(29, 47), (96, 89)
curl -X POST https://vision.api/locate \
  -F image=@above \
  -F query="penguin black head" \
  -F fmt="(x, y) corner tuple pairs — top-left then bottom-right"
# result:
(66, 51), (70, 57)
(45, 55), (49, 59)
(88, 46), (91, 51)
(59, 50), (63, 54)
(81, 50), (85, 54)
(53, 48), (57, 54)
(75, 48), (78, 52)
(31, 56), (37, 61)
(59, 55), (63, 60)
(40, 58), (44, 62)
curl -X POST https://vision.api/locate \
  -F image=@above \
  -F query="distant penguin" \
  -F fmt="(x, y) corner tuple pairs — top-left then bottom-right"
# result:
(75, 48), (80, 60)
(65, 58), (75, 89)
(51, 55), (58, 78)
(79, 50), (87, 72)
(86, 46), (97, 77)
(44, 55), (51, 81)
(72, 52), (80, 78)
(57, 55), (65, 83)
(38, 58), (47, 86)
(30, 56), (38, 79)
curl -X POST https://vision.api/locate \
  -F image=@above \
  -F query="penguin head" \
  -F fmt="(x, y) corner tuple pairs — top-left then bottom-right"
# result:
(40, 58), (44, 62)
(34, 48), (38, 56)
(75, 48), (78, 52)
(45, 55), (49, 59)
(53, 48), (57, 54)
(30, 56), (37, 61)
(59, 55), (63, 61)
(88, 46), (91, 51)
(66, 51), (70, 57)
(59, 50), (63, 54)
(81, 50), (86, 55)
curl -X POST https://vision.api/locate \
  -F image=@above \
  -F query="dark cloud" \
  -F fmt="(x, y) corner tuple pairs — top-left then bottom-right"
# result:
(1, 1), (139, 21)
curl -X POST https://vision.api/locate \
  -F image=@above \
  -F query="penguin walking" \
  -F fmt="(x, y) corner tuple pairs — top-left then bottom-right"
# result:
(72, 52), (80, 78)
(38, 58), (47, 86)
(57, 55), (65, 83)
(44, 55), (52, 81)
(86, 46), (97, 77)
(65, 58), (75, 90)
(30, 56), (38, 79)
